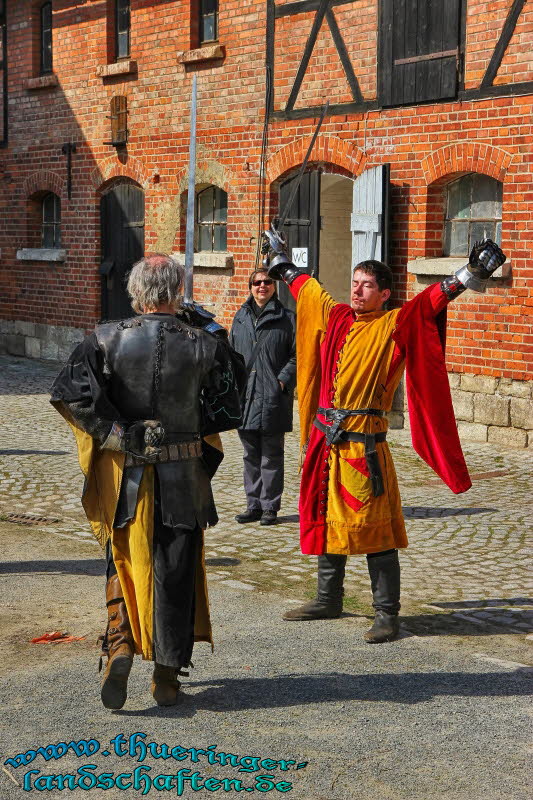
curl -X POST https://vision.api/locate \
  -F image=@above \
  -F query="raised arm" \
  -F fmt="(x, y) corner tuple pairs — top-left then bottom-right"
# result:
(430, 239), (507, 315)
(261, 225), (337, 329)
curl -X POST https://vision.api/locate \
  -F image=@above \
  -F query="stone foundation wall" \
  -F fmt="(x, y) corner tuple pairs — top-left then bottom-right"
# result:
(0, 319), (85, 362)
(449, 373), (532, 449)
(397, 373), (532, 449)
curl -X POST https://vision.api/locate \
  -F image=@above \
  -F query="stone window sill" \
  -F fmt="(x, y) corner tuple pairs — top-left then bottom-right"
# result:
(407, 257), (509, 279)
(173, 252), (233, 269)
(25, 74), (58, 91)
(17, 248), (66, 262)
(96, 60), (138, 78)
(177, 44), (225, 65)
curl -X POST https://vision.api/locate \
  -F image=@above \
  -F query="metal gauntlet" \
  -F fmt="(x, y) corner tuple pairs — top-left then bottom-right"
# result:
(445, 239), (507, 296)
(261, 226), (306, 284)
(101, 420), (165, 460)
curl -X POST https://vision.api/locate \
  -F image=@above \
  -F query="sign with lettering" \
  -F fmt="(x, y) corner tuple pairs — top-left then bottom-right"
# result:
(291, 247), (308, 269)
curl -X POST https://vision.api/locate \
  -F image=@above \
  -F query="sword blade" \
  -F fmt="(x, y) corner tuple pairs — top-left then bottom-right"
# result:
(184, 74), (197, 306)
(276, 100), (329, 231)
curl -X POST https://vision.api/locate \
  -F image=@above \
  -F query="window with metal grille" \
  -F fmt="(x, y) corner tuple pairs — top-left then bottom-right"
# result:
(196, 186), (227, 252)
(200, 0), (218, 44)
(40, 2), (52, 74)
(0, 0), (6, 145)
(109, 95), (128, 146)
(443, 174), (502, 257)
(116, 0), (130, 59)
(42, 193), (61, 248)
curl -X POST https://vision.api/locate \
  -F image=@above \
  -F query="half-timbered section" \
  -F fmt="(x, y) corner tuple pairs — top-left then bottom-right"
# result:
(0, 0), (531, 445)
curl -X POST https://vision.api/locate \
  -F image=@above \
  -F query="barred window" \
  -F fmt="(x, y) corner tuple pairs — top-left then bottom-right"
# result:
(116, 0), (130, 59)
(196, 186), (227, 252)
(200, 0), (218, 44)
(40, 2), (52, 74)
(444, 174), (502, 257)
(42, 192), (61, 248)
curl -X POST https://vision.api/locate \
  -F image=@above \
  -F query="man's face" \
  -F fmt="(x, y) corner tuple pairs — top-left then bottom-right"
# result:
(350, 269), (391, 314)
(250, 272), (276, 306)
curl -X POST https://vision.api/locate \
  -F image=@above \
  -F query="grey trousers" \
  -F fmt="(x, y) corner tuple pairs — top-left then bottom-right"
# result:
(238, 430), (285, 512)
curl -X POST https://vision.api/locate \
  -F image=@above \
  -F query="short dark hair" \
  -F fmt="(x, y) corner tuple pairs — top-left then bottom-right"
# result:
(353, 260), (393, 292)
(248, 268), (276, 291)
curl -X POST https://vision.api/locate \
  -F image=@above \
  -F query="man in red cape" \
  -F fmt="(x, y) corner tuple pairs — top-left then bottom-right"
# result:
(262, 232), (505, 643)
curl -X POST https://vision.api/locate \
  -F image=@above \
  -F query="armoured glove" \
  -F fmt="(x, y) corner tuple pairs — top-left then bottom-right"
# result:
(454, 239), (506, 293)
(180, 303), (228, 338)
(102, 420), (165, 459)
(261, 225), (304, 284)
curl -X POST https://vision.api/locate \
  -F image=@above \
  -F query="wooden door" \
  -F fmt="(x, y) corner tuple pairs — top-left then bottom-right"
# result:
(351, 164), (390, 272)
(100, 182), (144, 321)
(277, 170), (321, 311)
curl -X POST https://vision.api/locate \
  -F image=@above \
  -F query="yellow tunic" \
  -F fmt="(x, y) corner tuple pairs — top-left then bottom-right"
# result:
(297, 278), (408, 555)
(56, 405), (216, 658)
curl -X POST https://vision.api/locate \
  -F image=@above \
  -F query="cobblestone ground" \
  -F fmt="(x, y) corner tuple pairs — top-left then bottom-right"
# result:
(1, 355), (532, 639)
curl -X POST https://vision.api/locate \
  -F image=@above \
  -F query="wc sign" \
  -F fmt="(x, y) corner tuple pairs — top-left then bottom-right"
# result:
(291, 247), (308, 269)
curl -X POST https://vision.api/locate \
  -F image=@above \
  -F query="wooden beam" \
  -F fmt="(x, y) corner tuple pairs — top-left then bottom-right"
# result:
(481, 0), (525, 88)
(271, 99), (378, 120)
(275, 0), (351, 18)
(285, 0), (330, 113)
(460, 79), (533, 101)
(326, 7), (363, 103)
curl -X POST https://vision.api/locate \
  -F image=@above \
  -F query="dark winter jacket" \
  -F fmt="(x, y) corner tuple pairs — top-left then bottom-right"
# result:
(229, 295), (296, 432)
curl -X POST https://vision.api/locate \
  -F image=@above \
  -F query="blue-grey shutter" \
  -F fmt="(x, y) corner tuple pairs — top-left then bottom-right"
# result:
(351, 165), (390, 269)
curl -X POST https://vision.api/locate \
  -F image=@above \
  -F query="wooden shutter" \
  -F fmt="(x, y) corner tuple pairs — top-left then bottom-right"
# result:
(351, 165), (390, 267)
(379, 0), (462, 107)
(110, 96), (128, 146)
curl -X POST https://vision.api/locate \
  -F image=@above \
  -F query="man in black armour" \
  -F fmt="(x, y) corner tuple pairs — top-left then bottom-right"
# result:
(51, 254), (244, 709)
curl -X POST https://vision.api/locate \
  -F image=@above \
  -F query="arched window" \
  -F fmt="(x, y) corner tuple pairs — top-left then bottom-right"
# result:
(42, 192), (60, 247)
(196, 186), (227, 252)
(40, 2), (52, 74)
(443, 174), (502, 257)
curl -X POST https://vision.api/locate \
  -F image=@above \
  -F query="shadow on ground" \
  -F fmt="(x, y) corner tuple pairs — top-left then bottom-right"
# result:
(402, 506), (496, 518)
(0, 559), (105, 576)
(116, 667), (532, 718)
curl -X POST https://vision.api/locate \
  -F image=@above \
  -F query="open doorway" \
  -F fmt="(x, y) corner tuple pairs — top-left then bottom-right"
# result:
(319, 173), (353, 304)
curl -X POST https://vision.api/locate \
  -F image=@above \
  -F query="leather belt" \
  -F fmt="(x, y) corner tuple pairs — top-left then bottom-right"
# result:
(313, 412), (387, 498)
(125, 441), (202, 468)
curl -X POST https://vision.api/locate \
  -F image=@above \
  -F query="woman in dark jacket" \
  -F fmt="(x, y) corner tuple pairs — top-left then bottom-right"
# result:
(229, 269), (296, 525)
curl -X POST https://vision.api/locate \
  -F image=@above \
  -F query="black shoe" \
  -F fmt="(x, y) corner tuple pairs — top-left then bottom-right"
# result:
(235, 509), (262, 523)
(283, 598), (342, 621)
(260, 510), (278, 526)
(363, 610), (400, 643)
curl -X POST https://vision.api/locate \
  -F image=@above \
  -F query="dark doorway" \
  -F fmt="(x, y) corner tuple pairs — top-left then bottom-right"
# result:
(277, 170), (321, 311)
(100, 181), (144, 321)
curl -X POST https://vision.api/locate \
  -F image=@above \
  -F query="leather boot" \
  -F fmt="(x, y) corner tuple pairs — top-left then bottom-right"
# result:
(283, 554), (347, 620)
(364, 549), (401, 643)
(151, 663), (182, 706)
(99, 574), (134, 710)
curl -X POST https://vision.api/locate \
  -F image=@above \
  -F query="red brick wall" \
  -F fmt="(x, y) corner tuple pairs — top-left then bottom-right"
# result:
(0, 0), (531, 381)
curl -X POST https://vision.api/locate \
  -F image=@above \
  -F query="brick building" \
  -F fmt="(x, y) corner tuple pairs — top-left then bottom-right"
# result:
(0, 0), (531, 445)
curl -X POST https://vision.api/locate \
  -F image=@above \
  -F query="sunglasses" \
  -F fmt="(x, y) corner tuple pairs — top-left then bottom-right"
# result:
(252, 279), (274, 287)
